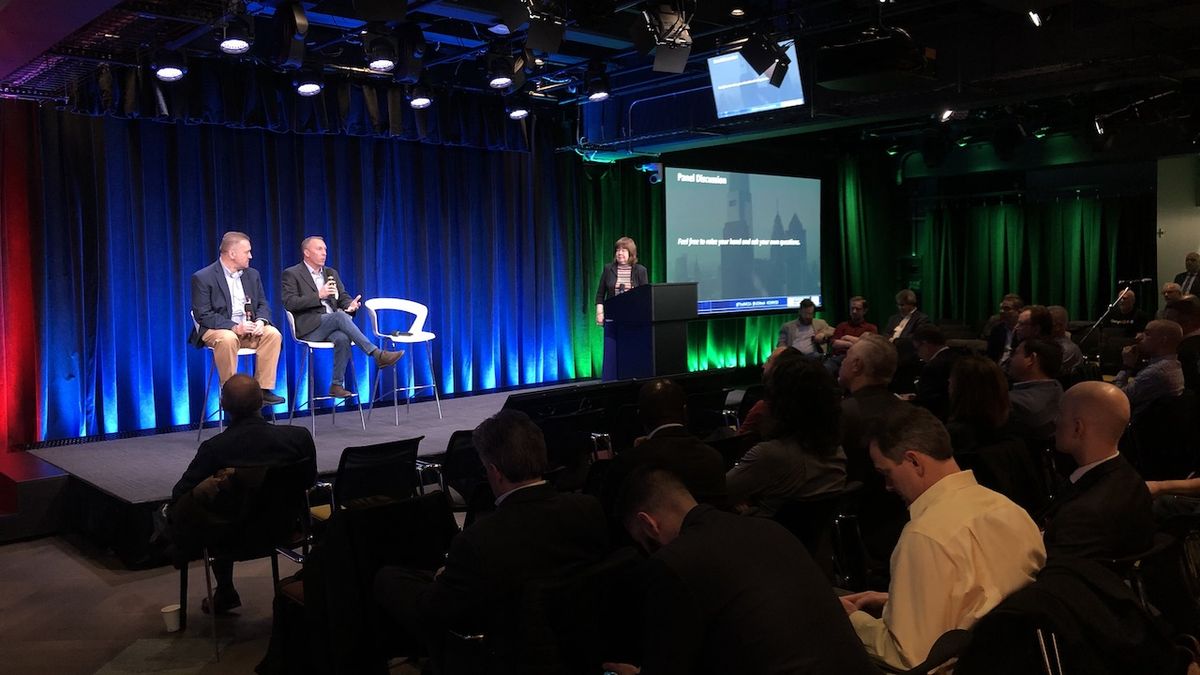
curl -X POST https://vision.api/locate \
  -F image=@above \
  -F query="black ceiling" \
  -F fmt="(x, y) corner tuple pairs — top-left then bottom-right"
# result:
(4, 0), (1200, 155)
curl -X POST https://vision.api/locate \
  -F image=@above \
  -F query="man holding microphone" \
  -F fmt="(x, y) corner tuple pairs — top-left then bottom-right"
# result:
(282, 236), (402, 398)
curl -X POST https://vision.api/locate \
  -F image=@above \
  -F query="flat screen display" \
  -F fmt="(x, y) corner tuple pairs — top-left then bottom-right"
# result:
(664, 167), (821, 315)
(707, 42), (805, 119)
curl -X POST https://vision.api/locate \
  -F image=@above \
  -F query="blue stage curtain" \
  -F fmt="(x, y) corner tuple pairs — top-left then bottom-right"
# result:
(26, 102), (573, 440)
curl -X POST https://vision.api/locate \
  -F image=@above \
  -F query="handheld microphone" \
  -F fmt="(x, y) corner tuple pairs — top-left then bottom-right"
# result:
(1117, 278), (1153, 285)
(326, 272), (338, 300)
(617, 283), (626, 294)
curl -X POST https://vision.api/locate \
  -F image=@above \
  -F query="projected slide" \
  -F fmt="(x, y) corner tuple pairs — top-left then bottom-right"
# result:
(664, 167), (821, 315)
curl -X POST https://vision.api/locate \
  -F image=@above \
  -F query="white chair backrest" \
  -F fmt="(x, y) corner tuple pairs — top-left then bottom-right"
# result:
(284, 310), (300, 342)
(190, 310), (200, 332)
(364, 298), (429, 336)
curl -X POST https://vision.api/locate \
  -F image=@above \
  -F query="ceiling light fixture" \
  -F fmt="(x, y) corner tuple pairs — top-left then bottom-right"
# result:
(584, 62), (610, 102)
(219, 16), (253, 54)
(630, 1), (695, 74)
(293, 71), (323, 96)
(409, 84), (432, 109)
(1028, 11), (1043, 27)
(152, 50), (187, 82)
(366, 35), (396, 72)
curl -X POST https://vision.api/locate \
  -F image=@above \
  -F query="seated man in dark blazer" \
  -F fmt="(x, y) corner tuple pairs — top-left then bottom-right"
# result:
(189, 231), (285, 404)
(169, 374), (317, 613)
(909, 324), (959, 421)
(602, 468), (878, 675)
(882, 289), (929, 343)
(281, 236), (402, 398)
(601, 379), (726, 519)
(1006, 337), (1064, 445)
(373, 409), (609, 671)
(1042, 381), (1154, 561)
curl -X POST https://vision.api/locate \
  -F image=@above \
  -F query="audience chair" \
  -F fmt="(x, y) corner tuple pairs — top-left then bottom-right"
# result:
(536, 409), (606, 492)
(708, 432), (760, 470)
(442, 547), (641, 675)
(191, 311), (273, 440)
(176, 457), (317, 659)
(1120, 390), (1200, 481)
(422, 429), (487, 510)
(284, 309), (366, 435)
(774, 482), (863, 582)
(364, 298), (442, 425)
(686, 389), (739, 437)
(308, 437), (424, 523)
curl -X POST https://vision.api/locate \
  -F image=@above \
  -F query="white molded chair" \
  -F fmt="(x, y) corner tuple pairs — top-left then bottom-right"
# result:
(284, 310), (366, 435)
(192, 311), (268, 440)
(364, 298), (443, 425)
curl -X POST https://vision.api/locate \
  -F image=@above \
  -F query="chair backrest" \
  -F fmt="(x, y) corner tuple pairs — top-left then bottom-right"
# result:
(708, 432), (759, 469)
(442, 429), (487, 503)
(1122, 389), (1200, 481)
(207, 457), (317, 559)
(773, 489), (847, 557)
(190, 310), (200, 332)
(284, 309), (301, 342)
(363, 298), (429, 338)
(957, 436), (1048, 516)
(536, 410), (606, 492)
(333, 436), (424, 507)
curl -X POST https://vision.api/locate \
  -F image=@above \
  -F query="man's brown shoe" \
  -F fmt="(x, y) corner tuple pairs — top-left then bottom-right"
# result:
(328, 384), (355, 399)
(374, 349), (404, 368)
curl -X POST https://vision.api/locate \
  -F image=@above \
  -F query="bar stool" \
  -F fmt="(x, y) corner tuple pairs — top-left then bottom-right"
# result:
(284, 310), (366, 435)
(192, 312), (274, 440)
(364, 298), (443, 425)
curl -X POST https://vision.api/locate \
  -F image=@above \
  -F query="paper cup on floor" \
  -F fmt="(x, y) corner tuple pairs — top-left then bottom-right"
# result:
(161, 604), (182, 633)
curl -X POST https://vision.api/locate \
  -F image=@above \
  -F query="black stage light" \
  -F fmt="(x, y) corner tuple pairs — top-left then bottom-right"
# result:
(409, 84), (433, 109)
(219, 16), (253, 55)
(584, 62), (609, 102)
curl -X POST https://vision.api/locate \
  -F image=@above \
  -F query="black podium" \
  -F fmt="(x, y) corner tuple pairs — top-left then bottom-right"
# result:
(603, 282), (698, 380)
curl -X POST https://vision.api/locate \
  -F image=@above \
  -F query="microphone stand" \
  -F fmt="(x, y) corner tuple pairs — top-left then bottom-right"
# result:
(1077, 285), (1132, 360)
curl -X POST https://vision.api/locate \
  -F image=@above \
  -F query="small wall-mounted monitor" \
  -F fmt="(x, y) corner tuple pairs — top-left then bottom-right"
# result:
(707, 42), (805, 119)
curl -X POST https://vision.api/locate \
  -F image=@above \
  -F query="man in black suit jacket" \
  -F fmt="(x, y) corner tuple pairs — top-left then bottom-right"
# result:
(169, 374), (317, 612)
(600, 379), (726, 523)
(280, 236), (401, 398)
(910, 324), (959, 421)
(602, 469), (877, 675)
(882, 288), (929, 342)
(1042, 381), (1154, 561)
(374, 409), (609, 670)
(189, 231), (284, 404)
(1174, 251), (1200, 295)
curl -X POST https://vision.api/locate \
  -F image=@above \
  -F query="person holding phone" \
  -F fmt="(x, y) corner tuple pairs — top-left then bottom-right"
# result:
(281, 235), (402, 398)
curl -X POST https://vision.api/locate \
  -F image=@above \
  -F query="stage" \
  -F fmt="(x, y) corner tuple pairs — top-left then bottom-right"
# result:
(29, 386), (567, 506)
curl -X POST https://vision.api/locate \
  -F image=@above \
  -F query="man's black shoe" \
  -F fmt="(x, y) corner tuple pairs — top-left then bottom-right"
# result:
(201, 587), (242, 615)
(261, 390), (285, 405)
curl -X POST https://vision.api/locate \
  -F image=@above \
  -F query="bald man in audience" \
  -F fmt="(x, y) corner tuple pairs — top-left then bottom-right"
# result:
(1106, 289), (1149, 337)
(842, 407), (1045, 670)
(1042, 382), (1154, 560)
(1159, 282), (1183, 319)
(1048, 305), (1084, 375)
(839, 334), (907, 481)
(602, 468), (878, 675)
(1114, 319), (1184, 414)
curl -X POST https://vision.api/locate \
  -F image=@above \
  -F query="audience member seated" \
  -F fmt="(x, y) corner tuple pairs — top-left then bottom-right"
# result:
(1105, 289), (1150, 337)
(947, 356), (1046, 514)
(168, 374), (317, 614)
(985, 293), (1023, 364)
(1176, 251), (1200, 294)
(737, 346), (789, 437)
(373, 409), (609, 671)
(840, 407), (1045, 671)
(1114, 319), (1185, 414)
(1048, 305), (1084, 376)
(1006, 337), (1064, 445)
(839, 334), (911, 561)
(883, 288), (928, 342)
(1042, 382), (1154, 561)
(1146, 477), (1200, 521)
(726, 350), (846, 517)
(945, 355), (1013, 455)
(1158, 282), (1183, 319)
(777, 298), (834, 359)
(828, 295), (878, 373)
(601, 469), (878, 675)
(600, 379), (727, 518)
(909, 324), (959, 420)
(1165, 297), (1200, 393)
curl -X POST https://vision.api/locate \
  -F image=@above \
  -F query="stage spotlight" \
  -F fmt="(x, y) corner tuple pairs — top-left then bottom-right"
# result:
(1033, 126), (1050, 139)
(584, 62), (609, 102)
(498, 0), (566, 53)
(219, 16), (253, 55)
(294, 71), (323, 96)
(886, 144), (900, 156)
(1028, 11), (1042, 27)
(740, 33), (791, 87)
(366, 35), (396, 72)
(940, 109), (955, 123)
(153, 50), (187, 82)
(956, 135), (971, 148)
(506, 97), (530, 120)
(1094, 116), (1105, 135)
(391, 22), (426, 84)
(264, 1), (308, 70)
(408, 84), (432, 109)
(488, 55), (514, 89)
(730, 7), (745, 17)
(630, 2), (695, 74)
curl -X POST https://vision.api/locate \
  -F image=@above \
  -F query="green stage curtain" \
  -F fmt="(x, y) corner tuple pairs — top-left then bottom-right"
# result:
(916, 194), (1154, 327)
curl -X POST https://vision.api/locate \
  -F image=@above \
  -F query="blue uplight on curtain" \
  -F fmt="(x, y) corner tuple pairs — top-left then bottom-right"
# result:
(32, 106), (576, 440)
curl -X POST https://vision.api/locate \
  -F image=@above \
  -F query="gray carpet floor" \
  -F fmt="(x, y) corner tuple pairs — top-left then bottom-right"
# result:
(30, 386), (565, 504)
